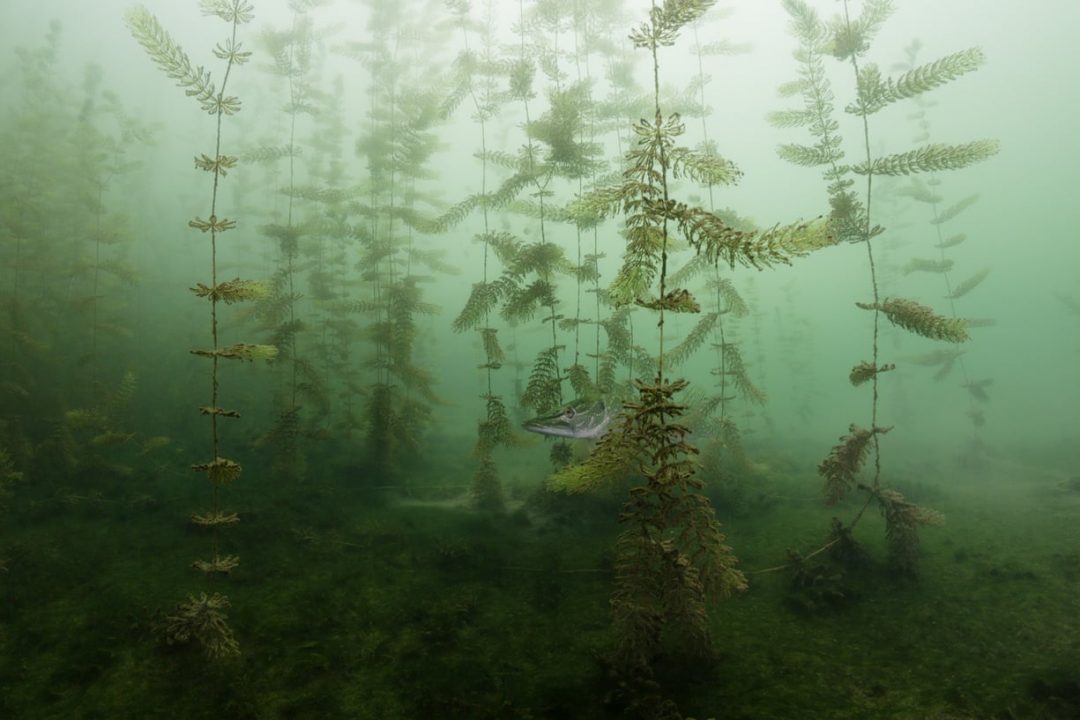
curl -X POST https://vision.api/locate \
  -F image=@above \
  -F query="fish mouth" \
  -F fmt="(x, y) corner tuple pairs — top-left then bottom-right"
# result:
(522, 419), (575, 438)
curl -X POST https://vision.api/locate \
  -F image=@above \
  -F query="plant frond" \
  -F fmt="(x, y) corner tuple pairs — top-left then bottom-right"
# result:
(126, 7), (218, 111)
(636, 288), (700, 313)
(858, 297), (969, 342)
(106, 369), (138, 425)
(717, 342), (765, 405)
(827, 0), (893, 60)
(564, 182), (628, 224)
(699, 39), (751, 56)
(895, 178), (943, 204)
(189, 215), (238, 233)
(480, 328), (504, 366)
(453, 282), (498, 334)
(191, 278), (268, 304)
(780, 0), (826, 47)
(428, 193), (480, 232)
(848, 48), (984, 116)
(548, 414), (640, 493)
(849, 361), (895, 386)
(191, 343), (279, 361)
(777, 142), (835, 167)
(632, 0), (717, 49)
(768, 109), (816, 128)
(946, 268), (990, 299)
(609, 223), (663, 305)
(239, 144), (296, 163)
(501, 278), (556, 324)
(194, 153), (238, 176)
(283, 185), (351, 203)
(470, 455), (504, 512)
(475, 394), (517, 456)
(854, 140), (998, 176)
(200, 0), (255, 24)
(508, 240), (569, 277)
(408, 246), (458, 275)
(777, 78), (812, 98)
(667, 146), (742, 186)
(164, 592), (239, 659)
(908, 347), (965, 368)
(961, 378), (994, 403)
(667, 312), (718, 367)
(691, 214), (835, 270)
(932, 194), (979, 224)
(192, 456), (243, 485)
(668, 251), (713, 286)
(468, 233), (513, 267)
(819, 424), (889, 505)
(707, 275), (749, 317)
(521, 346), (563, 412)
(935, 232), (966, 248)
(566, 363), (596, 399)
(902, 257), (953, 275)
(878, 487), (943, 577)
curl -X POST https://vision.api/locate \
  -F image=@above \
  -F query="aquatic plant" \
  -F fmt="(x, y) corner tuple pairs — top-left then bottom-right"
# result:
(128, 0), (271, 656)
(668, 216), (761, 476)
(252, 6), (326, 482)
(562, 1), (611, 392)
(268, 70), (363, 441)
(444, 0), (592, 470)
(442, 0), (519, 511)
(0, 25), (159, 506)
(61, 369), (141, 482)
(892, 39), (996, 454)
(506, 0), (575, 467)
(350, 0), (452, 484)
(555, 0), (833, 701)
(677, 12), (763, 469)
(774, 0), (996, 577)
(69, 66), (150, 391)
(0, 25), (66, 469)
(163, 592), (240, 659)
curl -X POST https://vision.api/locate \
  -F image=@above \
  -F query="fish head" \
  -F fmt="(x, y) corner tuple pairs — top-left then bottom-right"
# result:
(523, 398), (612, 439)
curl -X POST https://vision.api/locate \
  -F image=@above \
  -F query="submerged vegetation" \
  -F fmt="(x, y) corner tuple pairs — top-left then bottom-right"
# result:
(127, 0), (269, 657)
(772, 0), (995, 581)
(0, 0), (1075, 718)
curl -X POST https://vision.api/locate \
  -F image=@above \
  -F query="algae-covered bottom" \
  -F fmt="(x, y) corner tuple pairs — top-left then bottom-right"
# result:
(0, 448), (1078, 719)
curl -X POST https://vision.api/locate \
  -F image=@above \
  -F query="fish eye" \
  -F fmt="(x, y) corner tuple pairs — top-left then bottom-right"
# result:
(563, 406), (575, 419)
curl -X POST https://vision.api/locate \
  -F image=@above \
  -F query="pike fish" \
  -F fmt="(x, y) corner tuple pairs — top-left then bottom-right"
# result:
(522, 398), (613, 440)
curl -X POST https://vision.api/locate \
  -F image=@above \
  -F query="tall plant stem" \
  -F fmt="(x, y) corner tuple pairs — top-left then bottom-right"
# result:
(648, 1), (670, 385)
(842, 0), (882, 491)
(206, 12), (241, 562)
(518, 0), (561, 401)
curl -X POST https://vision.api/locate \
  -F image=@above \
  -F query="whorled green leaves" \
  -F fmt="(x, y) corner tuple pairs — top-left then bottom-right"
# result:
(199, 0), (254, 24)
(826, 0), (893, 60)
(630, 0), (717, 49)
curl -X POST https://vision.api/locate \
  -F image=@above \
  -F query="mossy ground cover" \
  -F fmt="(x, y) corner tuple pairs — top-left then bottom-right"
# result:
(0, 444), (1077, 719)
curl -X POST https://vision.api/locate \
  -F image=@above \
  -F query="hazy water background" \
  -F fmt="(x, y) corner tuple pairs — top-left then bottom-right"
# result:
(0, 0), (1078, 717)
(2, 0), (1074, 452)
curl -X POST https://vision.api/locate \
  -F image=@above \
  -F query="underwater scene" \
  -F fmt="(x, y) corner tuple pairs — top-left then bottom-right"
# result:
(0, 0), (1078, 717)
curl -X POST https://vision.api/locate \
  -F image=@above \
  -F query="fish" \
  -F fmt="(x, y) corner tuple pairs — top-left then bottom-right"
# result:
(523, 398), (613, 439)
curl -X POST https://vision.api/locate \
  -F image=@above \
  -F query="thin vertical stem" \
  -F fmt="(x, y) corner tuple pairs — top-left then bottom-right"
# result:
(206, 12), (240, 562)
(842, 0), (882, 490)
